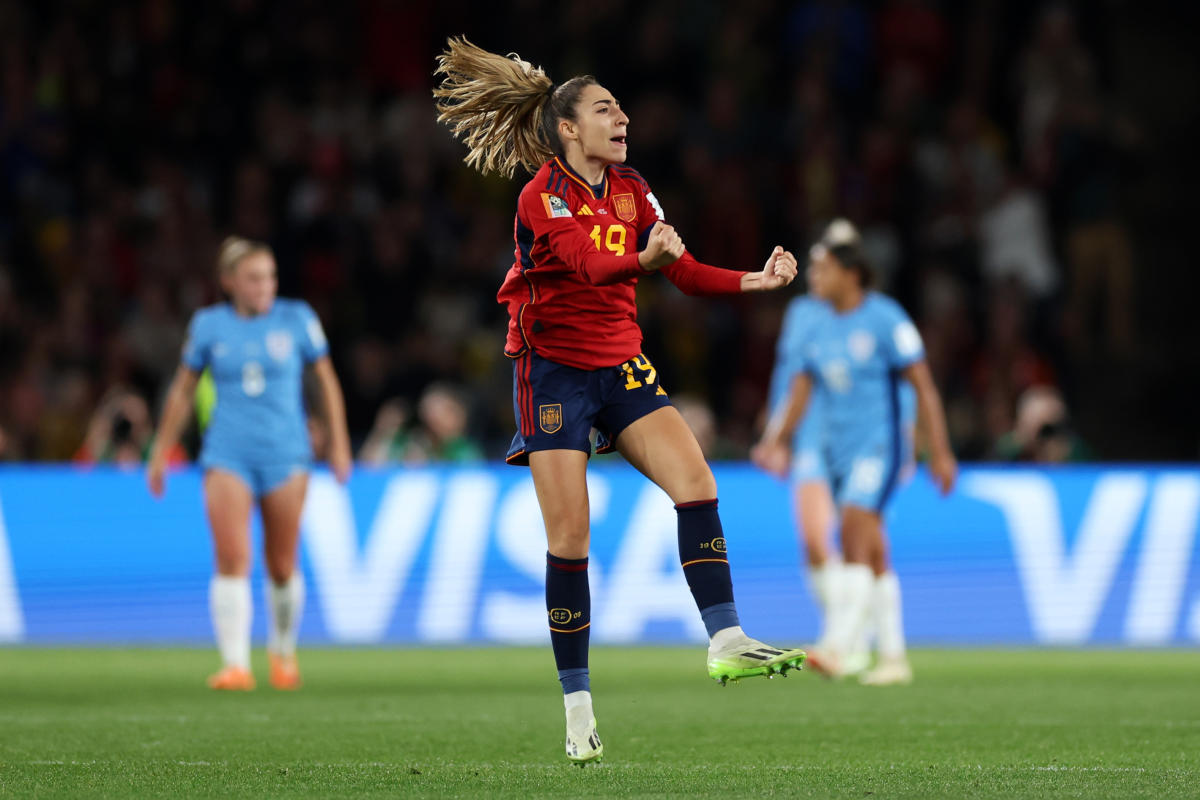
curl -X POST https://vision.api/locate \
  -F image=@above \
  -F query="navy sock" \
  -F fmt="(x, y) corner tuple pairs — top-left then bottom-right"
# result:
(676, 499), (740, 637)
(546, 552), (590, 694)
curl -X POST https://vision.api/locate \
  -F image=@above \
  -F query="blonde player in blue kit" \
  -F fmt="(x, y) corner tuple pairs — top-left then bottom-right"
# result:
(147, 237), (352, 691)
(755, 220), (956, 685)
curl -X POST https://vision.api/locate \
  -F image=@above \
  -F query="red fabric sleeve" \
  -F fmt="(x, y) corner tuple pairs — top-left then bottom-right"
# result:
(627, 173), (745, 296)
(522, 189), (644, 286)
(660, 253), (746, 296)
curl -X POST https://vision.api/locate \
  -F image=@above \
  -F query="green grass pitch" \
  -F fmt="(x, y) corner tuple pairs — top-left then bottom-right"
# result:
(1, 647), (1197, 798)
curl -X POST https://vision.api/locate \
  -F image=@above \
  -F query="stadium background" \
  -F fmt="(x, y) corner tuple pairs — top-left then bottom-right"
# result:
(0, 0), (1198, 648)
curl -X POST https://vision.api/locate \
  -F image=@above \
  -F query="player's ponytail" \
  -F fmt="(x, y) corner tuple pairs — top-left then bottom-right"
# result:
(215, 236), (270, 279)
(434, 36), (596, 178)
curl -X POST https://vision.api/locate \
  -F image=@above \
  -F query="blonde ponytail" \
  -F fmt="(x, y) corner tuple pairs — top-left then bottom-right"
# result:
(433, 37), (560, 178)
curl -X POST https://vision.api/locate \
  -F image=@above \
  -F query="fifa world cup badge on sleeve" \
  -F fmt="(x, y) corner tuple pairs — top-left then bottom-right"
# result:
(539, 404), (563, 434)
(542, 194), (573, 219)
(612, 193), (636, 223)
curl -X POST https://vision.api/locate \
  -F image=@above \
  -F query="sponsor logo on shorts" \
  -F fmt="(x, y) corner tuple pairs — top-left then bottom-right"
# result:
(612, 192), (636, 222)
(539, 403), (563, 434)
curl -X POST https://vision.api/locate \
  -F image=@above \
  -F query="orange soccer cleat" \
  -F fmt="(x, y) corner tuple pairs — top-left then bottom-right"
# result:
(207, 665), (256, 691)
(268, 652), (302, 690)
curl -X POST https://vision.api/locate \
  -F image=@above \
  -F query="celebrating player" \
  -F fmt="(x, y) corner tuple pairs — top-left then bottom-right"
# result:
(754, 219), (956, 685)
(146, 237), (352, 691)
(434, 37), (805, 765)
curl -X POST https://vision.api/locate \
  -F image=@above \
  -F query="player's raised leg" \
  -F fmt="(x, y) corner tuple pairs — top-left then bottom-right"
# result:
(261, 469), (309, 690)
(204, 468), (256, 690)
(617, 407), (805, 684)
(530, 449), (602, 765)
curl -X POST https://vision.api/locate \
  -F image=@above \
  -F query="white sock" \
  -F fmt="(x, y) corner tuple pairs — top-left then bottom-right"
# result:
(210, 574), (251, 670)
(807, 558), (842, 640)
(708, 625), (747, 651)
(267, 573), (306, 657)
(825, 563), (873, 658)
(873, 571), (907, 661)
(564, 689), (592, 712)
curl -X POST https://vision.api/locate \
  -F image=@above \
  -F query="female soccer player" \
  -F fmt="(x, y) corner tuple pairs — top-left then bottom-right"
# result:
(764, 287), (917, 676)
(146, 236), (352, 691)
(754, 219), (956, 686)
(434, 37), (805, 764)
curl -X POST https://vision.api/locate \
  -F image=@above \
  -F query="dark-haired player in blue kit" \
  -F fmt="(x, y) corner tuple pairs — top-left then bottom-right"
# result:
(766, 295), (842, 638)
(755, 220), (956, 686)
(435, 37), (805, 764)
(147, 237), (352, 692)
(765, 290), (918, 676)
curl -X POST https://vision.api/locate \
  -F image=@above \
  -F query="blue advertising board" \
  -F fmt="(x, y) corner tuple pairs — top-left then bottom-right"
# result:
(0, 464), (1197, 645)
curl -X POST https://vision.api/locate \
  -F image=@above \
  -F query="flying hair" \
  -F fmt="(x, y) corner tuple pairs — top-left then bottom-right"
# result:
(433, 37), (559, 178)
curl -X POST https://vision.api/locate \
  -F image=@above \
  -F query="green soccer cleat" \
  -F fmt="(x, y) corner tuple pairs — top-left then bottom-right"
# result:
(706, 634), (807, 685)
(564, 706), (603, 766)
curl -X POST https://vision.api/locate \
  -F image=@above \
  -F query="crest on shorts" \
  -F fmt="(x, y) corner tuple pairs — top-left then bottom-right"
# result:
(539, 403), (563, 434)
(612, 192), (636, 222)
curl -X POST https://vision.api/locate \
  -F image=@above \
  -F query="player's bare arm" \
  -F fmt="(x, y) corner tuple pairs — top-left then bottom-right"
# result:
(903, 360), (957, 495)
(752, 371), (813, 478)
(146, 364), (200, 498)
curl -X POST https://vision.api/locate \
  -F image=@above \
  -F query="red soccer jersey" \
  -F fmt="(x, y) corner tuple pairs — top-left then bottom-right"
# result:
(497, 157), (747, 369)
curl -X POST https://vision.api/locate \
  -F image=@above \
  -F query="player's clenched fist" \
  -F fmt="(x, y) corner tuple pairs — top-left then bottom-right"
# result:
(638, 221), (685, 271)
(759, 246), (798, 290)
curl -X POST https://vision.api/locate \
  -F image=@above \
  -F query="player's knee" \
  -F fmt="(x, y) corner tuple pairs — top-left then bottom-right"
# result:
(265, 557), (294, 584)
(543, 508), (590, 558)
(673, 464), (717, 504)
(215, 554), (250, 576)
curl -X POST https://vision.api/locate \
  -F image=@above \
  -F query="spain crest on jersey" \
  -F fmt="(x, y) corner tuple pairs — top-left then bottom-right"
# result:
(539, 403), (563, 434)
(612, 193), (636, 222)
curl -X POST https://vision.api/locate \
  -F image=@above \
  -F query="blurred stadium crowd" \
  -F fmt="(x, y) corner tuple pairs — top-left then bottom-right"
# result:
(0, 0), (1190, 465)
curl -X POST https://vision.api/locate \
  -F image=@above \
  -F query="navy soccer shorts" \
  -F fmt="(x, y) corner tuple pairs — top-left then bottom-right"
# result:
(505, 351), (672, 465)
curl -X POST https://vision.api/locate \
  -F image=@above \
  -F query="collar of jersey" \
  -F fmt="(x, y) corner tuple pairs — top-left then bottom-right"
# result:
(553, 157), (609, 200)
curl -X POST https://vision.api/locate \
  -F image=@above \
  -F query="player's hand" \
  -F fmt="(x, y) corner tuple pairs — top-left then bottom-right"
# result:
(147, 458), (167, 498)
(758, 246), (798, 290)
(330, 442), (353, 485)
(637, 221), (685, 271)
(930, 449), (957, 495)
(750, 439), (791, 478)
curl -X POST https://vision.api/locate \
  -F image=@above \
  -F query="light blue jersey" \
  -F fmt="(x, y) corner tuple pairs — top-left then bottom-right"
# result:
(768, 295), (833, 482)
(182, 299), (328, 478)
(801, 292), (923, 511)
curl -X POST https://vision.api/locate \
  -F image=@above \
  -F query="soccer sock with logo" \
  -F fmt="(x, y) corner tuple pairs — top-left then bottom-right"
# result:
(210, 574), (252, 670)
(546, 552), (591, 695)
(267, 573), (305, 657)
(873, 571), (907, 661)
(676, 499), (741, 638)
